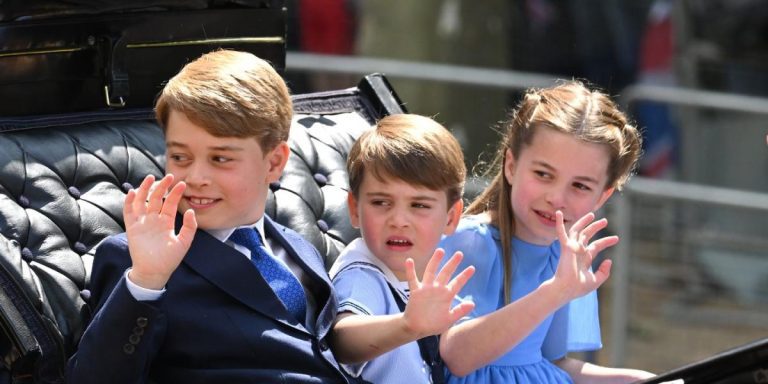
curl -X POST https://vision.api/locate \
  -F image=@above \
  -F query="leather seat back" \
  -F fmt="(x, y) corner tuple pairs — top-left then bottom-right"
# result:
(0, 74), (404, 383)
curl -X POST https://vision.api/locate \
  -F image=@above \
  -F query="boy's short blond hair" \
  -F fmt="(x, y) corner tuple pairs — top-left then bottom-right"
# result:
(155, 50), (292, 152)
(347, 114), (466, 206)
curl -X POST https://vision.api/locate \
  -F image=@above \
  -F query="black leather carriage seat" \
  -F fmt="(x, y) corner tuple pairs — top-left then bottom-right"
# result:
(0, 74), (405, 384)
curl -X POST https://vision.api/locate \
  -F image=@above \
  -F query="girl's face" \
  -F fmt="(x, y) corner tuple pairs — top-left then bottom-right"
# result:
(504, 127), (615, 245)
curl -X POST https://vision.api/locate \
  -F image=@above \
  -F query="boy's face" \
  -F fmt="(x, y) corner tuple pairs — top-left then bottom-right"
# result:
(504, 127), (615, 245)
(164, 110), (288, 230)
(348, 171), (462, 280)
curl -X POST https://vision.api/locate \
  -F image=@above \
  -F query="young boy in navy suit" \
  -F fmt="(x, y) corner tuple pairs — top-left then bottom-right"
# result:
(67, 50), (358, 383)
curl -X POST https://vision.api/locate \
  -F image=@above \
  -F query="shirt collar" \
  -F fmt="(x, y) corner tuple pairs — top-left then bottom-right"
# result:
(329, 238), (405, 286)
(207, 217), (267, 245)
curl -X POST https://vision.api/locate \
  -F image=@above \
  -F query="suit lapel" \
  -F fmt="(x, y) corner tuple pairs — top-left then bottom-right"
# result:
(263, 216), (337, 339)
(181, 225), (308, 334)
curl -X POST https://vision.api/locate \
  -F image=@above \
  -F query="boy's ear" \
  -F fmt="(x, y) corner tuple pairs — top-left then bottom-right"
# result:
(265, 142), (290, 183)
(443, 199), (464, 235)
(347, 192), (360, 228)
(595, 186), (616, 210)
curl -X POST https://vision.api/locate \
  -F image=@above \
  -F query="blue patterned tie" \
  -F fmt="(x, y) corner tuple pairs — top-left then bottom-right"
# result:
(229, 227), (307, 322)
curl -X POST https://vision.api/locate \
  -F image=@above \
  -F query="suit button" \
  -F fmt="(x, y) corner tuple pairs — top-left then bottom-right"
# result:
(129, 334), (141, 345)
(136, 317), (148, 327)
(318, 339), (329, 351)
(123, 343), (135, 354)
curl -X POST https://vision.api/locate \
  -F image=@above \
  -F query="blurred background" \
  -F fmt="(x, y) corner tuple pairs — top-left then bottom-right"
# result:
(281, 0), (768, 375)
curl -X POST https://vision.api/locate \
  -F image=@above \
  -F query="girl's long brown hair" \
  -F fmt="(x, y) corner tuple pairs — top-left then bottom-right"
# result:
(466, 80), (642, 304)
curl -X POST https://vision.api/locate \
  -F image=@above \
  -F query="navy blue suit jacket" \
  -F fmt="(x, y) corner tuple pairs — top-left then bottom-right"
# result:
(67, 215), (355, 383)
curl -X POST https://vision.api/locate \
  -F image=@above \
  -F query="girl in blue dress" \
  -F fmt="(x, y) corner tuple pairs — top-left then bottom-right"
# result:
(438, 81), (655, 383)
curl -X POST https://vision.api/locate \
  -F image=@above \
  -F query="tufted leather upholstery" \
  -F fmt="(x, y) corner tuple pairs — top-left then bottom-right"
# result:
(0, 74), (404, 383)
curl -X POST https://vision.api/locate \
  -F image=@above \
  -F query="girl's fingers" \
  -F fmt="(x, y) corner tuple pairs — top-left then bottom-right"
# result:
(555, 211), (569, 244)
(587, 235), (620, 256)
(447, 265), (475, 295)
(568, 211), (596, 237)
(578, 218), (609, 245)
(421, 248), (445, 284)
(592, 259), (612, 287)
(435, 250), (462, 286)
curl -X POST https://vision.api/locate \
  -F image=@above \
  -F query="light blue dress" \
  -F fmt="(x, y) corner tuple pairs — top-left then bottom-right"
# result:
(438, 216), (602, 383)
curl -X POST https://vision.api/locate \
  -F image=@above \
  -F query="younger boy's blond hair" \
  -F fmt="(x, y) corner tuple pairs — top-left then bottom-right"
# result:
(347, 114), (466, 206)
(155, 49), (292, 152)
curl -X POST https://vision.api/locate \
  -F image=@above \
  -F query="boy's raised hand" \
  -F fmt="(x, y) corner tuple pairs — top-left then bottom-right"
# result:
(552, 211), (616, 302)
(402, 249), (475, 339)
(124, 174), (197, 289)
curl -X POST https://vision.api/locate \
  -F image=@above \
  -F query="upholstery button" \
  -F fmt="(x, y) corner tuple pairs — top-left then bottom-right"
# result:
(128, 334), (141, 345)
(318, 339), (329, 351)
(67, 186), (81, 199)
(316, 219), (328, 233)
(73, 241), (87, 254)
(123, 343), (135, 354)
(121, 182), (133, 193)
(136, 317), (148, 327)
(18, 195), (29, 208)
(80, 290), (91, 301)
(21, 247), (33, 261)
(313, 173), (327, 187)
(269, 181), (281, 192)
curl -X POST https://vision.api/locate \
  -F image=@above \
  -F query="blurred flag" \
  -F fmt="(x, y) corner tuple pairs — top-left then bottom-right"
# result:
(636, 0), (679, 178)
